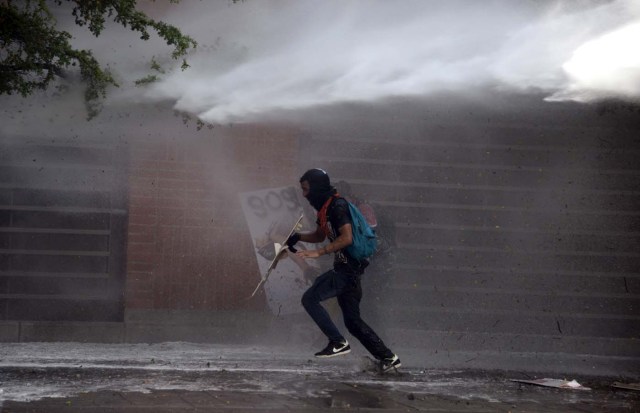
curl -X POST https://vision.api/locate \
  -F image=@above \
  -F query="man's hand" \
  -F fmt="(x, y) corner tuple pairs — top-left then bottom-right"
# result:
(295, 249), (323, 259)
(295, 224), (353, 260)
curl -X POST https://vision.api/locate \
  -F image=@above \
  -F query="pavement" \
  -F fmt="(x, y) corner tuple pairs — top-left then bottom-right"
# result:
(0, 342), (638, 412)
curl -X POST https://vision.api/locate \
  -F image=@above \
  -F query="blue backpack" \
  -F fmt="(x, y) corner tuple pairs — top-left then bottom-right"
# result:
(345, 201), (378, 260)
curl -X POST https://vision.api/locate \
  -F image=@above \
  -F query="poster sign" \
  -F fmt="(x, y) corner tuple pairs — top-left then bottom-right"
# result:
(239, 186), (320, 315)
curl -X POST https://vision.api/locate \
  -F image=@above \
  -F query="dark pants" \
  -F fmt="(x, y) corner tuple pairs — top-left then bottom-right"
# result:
(301, 269), (394, 360)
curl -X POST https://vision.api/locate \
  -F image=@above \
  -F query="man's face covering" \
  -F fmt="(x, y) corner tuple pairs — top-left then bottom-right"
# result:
(300, 168), (335, 210)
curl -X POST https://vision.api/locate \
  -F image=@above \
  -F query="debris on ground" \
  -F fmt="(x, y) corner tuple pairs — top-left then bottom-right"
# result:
(511, 378), (591, 391)
(611, 382), (640, 391)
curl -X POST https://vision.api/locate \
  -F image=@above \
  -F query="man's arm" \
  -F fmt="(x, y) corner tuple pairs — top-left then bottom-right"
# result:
(298, 225), (326, 244)
(296, 224), (353, 259)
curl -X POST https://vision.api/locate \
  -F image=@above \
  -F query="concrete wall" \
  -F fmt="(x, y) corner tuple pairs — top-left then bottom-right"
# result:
(301, 93), (640, 376)
(0, 137), (128, 322)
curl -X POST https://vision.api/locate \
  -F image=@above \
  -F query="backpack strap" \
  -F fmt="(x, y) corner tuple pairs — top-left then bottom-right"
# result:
(318, 194), (340, 237)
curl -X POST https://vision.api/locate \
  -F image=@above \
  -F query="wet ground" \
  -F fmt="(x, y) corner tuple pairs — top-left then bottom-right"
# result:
(0, 342), (638, 412)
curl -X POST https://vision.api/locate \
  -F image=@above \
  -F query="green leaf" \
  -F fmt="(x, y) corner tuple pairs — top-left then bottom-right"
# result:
(1, 0), (198, 119)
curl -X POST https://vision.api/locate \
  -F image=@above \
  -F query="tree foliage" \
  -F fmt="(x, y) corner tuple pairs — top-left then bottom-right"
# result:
(0, 0), (197, 118)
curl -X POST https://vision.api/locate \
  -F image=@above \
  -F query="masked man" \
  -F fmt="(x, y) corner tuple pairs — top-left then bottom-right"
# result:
(287, 168), (401, 372)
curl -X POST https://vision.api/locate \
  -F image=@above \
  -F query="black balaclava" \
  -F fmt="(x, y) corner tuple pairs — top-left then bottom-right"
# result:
(300, 168), (336, 211)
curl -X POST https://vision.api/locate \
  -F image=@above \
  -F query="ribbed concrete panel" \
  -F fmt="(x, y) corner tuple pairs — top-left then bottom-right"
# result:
(304, 95), (640, 375)
(0, 137), (128, 322)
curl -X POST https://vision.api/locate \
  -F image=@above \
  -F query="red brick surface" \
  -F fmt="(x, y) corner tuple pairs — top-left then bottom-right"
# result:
(124, 124), (301, 311)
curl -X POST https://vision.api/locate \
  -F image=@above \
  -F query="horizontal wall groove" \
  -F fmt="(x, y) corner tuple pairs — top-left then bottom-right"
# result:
(316, 156), (640, 175)
(393, 264), (640, 279)
(394, 222), (640, 237)
(374, 200), (640, 217)
(0, 162), (116, 171)
(394, 284), (640, 300)
(387, 328), (637, 343)
(0, 183), (116, 193)
(0, 205), (126, 215)
(338, 178), (640, 196)
(0, 294), (111, 301)
(0, 271), (109, 279)
(392, 306), (640, 320)
(311, 136), (640, 155)
(0, 249), (110, 257)
(1, 136), (118, 150)
(397, 243), (640, 258)
(0, 228), (111, 236)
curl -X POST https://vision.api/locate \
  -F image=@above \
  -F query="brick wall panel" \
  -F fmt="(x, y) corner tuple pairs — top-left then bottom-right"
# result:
(125, 124), (301, 311)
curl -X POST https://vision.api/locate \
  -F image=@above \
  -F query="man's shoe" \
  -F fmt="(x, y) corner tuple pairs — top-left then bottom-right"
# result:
(381, 354), (401, 372)
(315, 340), (351, 358)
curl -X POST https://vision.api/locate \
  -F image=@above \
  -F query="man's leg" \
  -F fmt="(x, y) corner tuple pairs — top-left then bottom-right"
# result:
(337, 274), (395, 360)
(301, 270), (345, 343)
